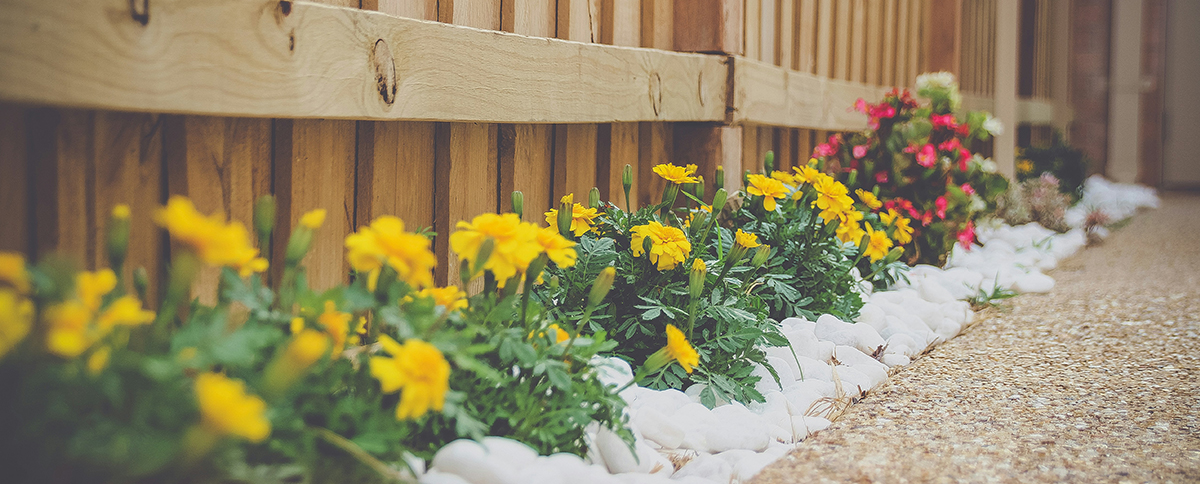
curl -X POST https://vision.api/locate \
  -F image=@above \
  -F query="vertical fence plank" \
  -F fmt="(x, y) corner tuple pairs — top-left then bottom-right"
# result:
(865, 0), (882, 84)
(993, 0), (1018, 178)
(362, 1), (438, 234)
(850, 0), (866, 81)
(500, 0), (556, 220)
(834, 0), (851, 79)
(29, 110), (91, 266)
(0, 106), (29, 254)
(674, 0), (743, 54)
(926, 0), (962, 76)
(553, 0), (600, 204)
(745, 0), (762, 59)
(882, 0), (898, 85)
(640, 0), (673, 208)
(895, 0), (911, 85)
(597, 0), (641, 208)
(92, 112), (164, 302)
(643, 0), (674, 51)
(759, 0), (777, 63)
(273, 119), (356, 291)
(909, 0), (924, 80)
(797, 0), (817, 72)
(778, 0), (795, 67)
(815, 0), (834, 77)
(434, 0), (502, 286)
(165, 116), (272, 303)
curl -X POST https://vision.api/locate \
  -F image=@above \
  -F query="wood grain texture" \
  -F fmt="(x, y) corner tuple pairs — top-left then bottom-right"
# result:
(356, 121), (436, 228)
(164, 115), (272, 303)
(797, 0), (817, 73)
(433, 122), (498, 284)
(882, 0), (898, 86)
(673, 0), (743, 54)
(834, 0), (851, 79)
(502, 0), (556, 35)
(636, 122), (671, 207)
(552, 124), (599, 202)
(759, 0), (776, 64)
(730, 56), (886, 130)
(273, 119), (356, 291)
(777, 0), (795, 68)
(641, 0), (674, 49)
(597, 122), (640, 208)
(0, 0), (725, 123)
(365, 0), (439, 19)
(498, 124), (554, 220)
(672, 123), (741, 199)
(745, 0), (762, 60)
(815, 0), (834, 77)
(0, 106), (30, 253)
(850, 0), (866, 82)
(865, 0), (882, 85)
(92, 111), (164, 302)
(895, 0), (912, 85)
(926, 0), (961, 75)
(28, 109), (91, 264)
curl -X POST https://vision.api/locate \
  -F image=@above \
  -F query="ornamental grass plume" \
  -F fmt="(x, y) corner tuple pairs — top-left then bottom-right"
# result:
(369, 335), (450, 420)
(155, 196), (268, 277)
(652, 163), (700, 185)
(0, 288), (33, 360)
(630, 222), (692, 271)
(745, 174), (789, 211)
(863, 224), (894, 262)
(344, 215), (437, 290)
(643, 324), (700, 374)
(544, 198), (599, 237)
(449, 213), (542, 286)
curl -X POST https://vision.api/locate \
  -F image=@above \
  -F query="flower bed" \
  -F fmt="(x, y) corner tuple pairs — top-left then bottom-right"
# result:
(0, 75), (1158, 484)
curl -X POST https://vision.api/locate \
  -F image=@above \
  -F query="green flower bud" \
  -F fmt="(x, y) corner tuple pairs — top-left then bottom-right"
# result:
(106, 205), (131, 271)
(711, 189), (729, 214)
(764, 151), (775, 174)
(284, 226), (314, 265)
(471, 237), (495, 277)
(557, 195), (574, 238)
(693, 176), (705, 199)
(589, 187), (601, 209)
(132, 266), (150, 302)
(847, 169), (858, 187)
(688, 259), (706, 299)
(511, 191), (524, 220)
(751, 245), (771, 268)
(714, 166), (725, 191)
(884, 246), (904, 264)
(253, 195), (276, 247)
(622, 164), (633, 191)
(588, 266), (616, 308)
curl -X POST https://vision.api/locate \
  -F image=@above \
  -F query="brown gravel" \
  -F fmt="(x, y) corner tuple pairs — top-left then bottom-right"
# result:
(753, 192), (1200, 483)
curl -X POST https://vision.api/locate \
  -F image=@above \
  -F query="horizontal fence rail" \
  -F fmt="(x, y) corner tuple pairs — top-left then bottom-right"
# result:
(0, 0), (1071, 300)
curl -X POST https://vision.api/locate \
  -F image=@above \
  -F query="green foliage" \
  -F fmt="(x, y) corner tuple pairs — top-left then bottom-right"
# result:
(1015, 131), (1089, 198)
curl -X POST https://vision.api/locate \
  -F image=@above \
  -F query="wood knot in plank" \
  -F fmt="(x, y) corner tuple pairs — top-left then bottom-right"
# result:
(649, 73), (663, 117)
(129, 0), (149, 25)
(371, 39), (397, 106)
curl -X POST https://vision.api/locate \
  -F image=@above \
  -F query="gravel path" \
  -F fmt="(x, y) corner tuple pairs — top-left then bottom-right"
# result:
(753, 193), (1200, 484)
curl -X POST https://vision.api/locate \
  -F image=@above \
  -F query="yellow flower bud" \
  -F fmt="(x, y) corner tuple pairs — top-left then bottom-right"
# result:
(588, 266), (617, 308)
(299, 209), (326, 230)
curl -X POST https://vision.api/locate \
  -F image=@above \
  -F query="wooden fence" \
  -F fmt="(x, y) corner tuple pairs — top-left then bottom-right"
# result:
(0, 0), (1067, 302)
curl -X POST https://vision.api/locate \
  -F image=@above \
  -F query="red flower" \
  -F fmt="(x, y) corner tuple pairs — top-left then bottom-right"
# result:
(853, 144), (868, 159)
(937, 138), (961, 153)
(956, 124), (971, 138)
(935, 196), (948, 219)
(958, 147), (972, 172)
(916, 144), (937, 168)
(854, 98), (869, 114)
(961, 183), (975, 195)
(957, 221), (976, 249)
(931, 113), (957, 129)
(875, 171), (889, 184)
(920, 210), (933, 226)
(813, 143), (836, 158)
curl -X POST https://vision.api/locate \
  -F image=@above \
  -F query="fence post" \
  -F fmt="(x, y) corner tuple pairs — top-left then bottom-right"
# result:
(993, 0), (1019, 179)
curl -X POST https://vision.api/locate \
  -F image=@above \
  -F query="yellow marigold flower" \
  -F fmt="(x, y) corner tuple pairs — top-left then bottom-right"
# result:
(345, 216), (437, 289)
(536, 227), (577, 268)
(95, 295), (155, 331)
(880, 209), (914, 245)
(370, 335), (450, 420)
(734, 229), (762, 249)
(194, 372), (271, 442)
(663, 324), (699, 374)
(77, 269), (117, 313)
(855, 189), (882, 210)
(87, 346), (111, 375)
(406, 286), (468, 312)
(156, 197), (267, 277)
(1017, 159), (1034, 174)
(316, 300), (352, 352)
(836, 218), (867, 246)
(771, 170), (796, 186)
(299, 209), (326, 230)
(863, 224), (894, 262)
(630, 222), (691, 271)
(44, 301), (92, 358)
(746, 174), (789, 212)
(792, 165), (822, 186)
(285, 329), (331, 369)
(0, 289), (33, 360)
(0, 252), (30, 294)
(449, 213), (542, 286)
(812, 176), (854, 214)
(548, 324), (570, 344)
(290, 317), (305, 334)
(544, 203), (599, 237)
(652, 163), (700, 185)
